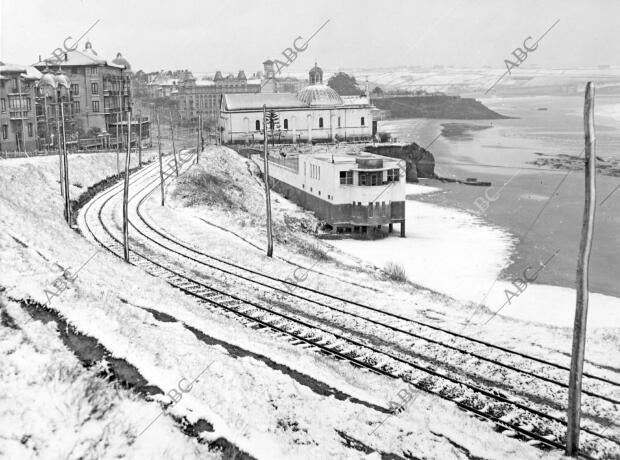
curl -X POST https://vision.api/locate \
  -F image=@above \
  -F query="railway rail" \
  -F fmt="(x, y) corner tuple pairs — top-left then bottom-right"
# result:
(78, 148), (620, 459)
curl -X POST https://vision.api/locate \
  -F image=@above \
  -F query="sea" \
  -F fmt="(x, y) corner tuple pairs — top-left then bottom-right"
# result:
(378, 95), (620, 299)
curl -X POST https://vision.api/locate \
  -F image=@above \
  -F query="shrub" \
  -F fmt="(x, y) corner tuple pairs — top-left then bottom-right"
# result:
(384, 261), (407, 283)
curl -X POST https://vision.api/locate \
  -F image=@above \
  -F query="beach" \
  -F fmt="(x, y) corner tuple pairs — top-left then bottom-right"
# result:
(329, 95), (620, 328)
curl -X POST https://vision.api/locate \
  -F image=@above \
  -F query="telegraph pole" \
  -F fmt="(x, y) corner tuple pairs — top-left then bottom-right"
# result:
(566, 81), (597, 457)
(262, 105), (273, 257)
(138, 111), (142, 167)
(122, 111), (132, 262)
(169, 109), (179, 176)
(116, 111), (121, 173)
(200, 115), (204, 152)
(56, 103), (64, 198)
(156, 112), (165, 206)
(196, 114), (201, 164)
(60, 101), (71, 225)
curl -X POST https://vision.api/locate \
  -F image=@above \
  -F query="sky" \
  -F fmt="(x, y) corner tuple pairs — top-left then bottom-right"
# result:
(1, 0), (619, 76)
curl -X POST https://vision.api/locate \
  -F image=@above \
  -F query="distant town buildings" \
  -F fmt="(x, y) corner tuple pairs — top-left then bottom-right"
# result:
(175, 71), (261, 123)
(0, 41), (154, 153)
(34, 41), (132, 136)
(220, 63), (375, 144)
(261, 60), (308, 93)
(0, 62), (40, 151)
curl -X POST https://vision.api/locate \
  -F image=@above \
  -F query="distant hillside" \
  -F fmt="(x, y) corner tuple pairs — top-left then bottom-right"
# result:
(372, 95), (510, 120)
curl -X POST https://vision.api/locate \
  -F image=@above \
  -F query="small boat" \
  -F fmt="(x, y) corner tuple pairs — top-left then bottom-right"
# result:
(537, 107), (548, 111)
(462, 177), (492, 186)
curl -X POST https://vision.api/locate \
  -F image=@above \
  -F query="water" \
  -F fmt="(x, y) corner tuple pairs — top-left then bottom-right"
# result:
(379, 95), (620, 299)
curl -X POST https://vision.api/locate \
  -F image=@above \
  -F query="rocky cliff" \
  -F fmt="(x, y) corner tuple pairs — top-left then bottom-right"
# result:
(364, 143), (435, 182)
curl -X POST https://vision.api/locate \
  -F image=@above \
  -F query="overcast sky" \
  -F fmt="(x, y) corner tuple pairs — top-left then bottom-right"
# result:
(1, 0), (619, 75)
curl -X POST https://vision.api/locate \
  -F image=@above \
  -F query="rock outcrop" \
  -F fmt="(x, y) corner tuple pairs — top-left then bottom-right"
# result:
(364, 143), (436, 182)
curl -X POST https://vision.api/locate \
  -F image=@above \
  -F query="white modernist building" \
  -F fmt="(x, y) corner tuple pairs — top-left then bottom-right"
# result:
(254, 150), (406, 236)
(220, 63), (375, 144)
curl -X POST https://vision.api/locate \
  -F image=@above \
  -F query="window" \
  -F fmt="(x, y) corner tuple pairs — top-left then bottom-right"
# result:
(388, 168), (401, 182)
(371, 174), (378, 186)
(360, 173), (367, 185)
(92, 100), (100, 112)
(319, 117), (324, 128)
(1, 99), (5, 112)
(91, 83), (98, 94)
(283, 119), (288, 129)
(361, 117), (365, 126)
(74, 101), (80, 113)
(338, 117), (341, 127)
(255, 120), (260, 131)
(339, 171), (353, 185)
(11, 78), (18, 91)
(2, 125), (7, 139)
(368, 202), (373, 217)
(90, 67), (98, 76)
(28, 123), (33, 137)
(71, 84), (79, 95)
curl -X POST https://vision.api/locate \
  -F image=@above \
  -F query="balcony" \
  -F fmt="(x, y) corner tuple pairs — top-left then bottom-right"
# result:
(9, 110), (30, 120)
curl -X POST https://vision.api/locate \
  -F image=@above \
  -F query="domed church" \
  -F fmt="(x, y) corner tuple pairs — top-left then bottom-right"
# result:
(220, 63), (375, 144)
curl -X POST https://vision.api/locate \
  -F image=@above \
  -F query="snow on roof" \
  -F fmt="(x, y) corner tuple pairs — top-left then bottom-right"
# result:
(196, 79), (215, 86)
(0, 62), (27, 73)
(35, 48), (124, 69)
(223, 93), (306, 110)
(0, 63), (42, 80)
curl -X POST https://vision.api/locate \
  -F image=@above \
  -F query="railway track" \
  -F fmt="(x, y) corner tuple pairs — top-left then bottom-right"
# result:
(78, 148), (620, 459)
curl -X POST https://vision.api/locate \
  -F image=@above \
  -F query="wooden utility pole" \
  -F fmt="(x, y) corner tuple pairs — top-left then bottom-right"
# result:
(196, 114), (201, 164)
(55, 103), (64, 198)
(169, 109), (179, 176)
(60, 101), (71, 225)
(123, 111), (132, 262)
(138, 111), (143, 167)
(116, 111), (121, 173)
(156, 112), (165, 206)
(262, 105), (273, 257)
(566, 82), (597, 457)
(200, 115), (204, 152)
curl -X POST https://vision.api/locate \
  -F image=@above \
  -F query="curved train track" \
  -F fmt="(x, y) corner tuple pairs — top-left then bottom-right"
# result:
(78, 148), (620, 459)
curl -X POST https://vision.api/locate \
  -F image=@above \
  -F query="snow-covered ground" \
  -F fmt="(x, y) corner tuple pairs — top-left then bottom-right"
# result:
(0, 150), (566, 459)
(329, 184), (620, 330)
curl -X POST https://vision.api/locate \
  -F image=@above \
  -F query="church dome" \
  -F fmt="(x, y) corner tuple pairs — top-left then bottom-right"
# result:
(297, 84), (343, 106)
(112, 52), (131, 70)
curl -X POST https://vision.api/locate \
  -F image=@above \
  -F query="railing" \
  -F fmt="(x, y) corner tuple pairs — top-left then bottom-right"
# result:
(9, 110), (30, 120)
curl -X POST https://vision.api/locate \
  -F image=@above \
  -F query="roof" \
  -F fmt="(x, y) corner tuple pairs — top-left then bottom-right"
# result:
(222, 86), (371, 111)
(297, 84), (343, 106)
(35, 49), (124, 69)
(0, 62), (26, 73)
(0, 63), (42, 80)
(309, 151), (401, 166)
(223, 93), (305, 110)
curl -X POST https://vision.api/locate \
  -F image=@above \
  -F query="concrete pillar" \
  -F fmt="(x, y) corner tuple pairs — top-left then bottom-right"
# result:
(400, 220), (405, 238)
(307, 114), (312, 143)
(330, 113), (335, 141)
(292, 116), (296, 144)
